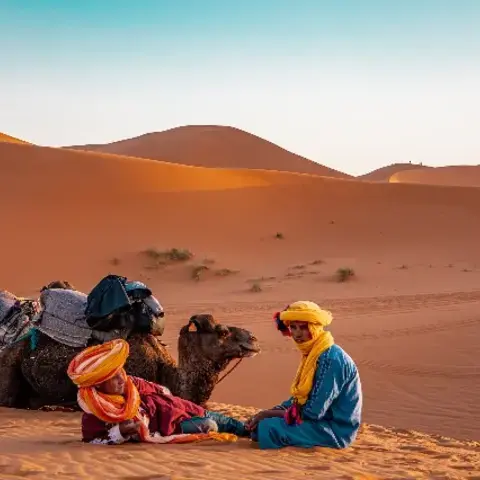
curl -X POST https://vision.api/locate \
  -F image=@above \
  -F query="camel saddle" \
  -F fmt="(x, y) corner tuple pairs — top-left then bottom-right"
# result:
(33, 288), (93, 348)
(0, 290), (40, 350)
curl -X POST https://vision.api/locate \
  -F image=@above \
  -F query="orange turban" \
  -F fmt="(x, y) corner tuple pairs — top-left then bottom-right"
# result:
(68, 338), (130, 388)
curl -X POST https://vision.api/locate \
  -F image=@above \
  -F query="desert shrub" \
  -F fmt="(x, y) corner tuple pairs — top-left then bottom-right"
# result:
(336, 267), (355, 282)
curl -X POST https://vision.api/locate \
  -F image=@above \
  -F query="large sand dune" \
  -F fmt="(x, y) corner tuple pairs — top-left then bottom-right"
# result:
(64, 125), (351, 178)
(1, 139), (480, 478)
(390, 165), (480, 187)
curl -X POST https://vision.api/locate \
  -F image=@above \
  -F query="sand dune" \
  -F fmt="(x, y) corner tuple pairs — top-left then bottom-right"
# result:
(1, 138), (480, 478)
(390, 165), (480, 187)
(359, 162), (427, 182)
(0, 132), (30, 144)
(64, 125), (351, 178)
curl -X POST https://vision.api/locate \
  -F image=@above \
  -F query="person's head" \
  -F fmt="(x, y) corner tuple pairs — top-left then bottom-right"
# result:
(274, 301), (333, 345)
(96, 371), (126, 395)
(67, 339), (130, 393)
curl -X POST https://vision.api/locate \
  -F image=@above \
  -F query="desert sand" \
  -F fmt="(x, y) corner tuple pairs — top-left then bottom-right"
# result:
(0, 132), (479, 479)
(359, 163), (428, 182)
(390, 166), (480, 187)
(0, 132), (30, 144)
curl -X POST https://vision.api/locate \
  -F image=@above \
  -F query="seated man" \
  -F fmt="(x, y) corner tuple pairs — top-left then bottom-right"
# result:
(67, 338), (248, 444)
(246, 301), (362, 449)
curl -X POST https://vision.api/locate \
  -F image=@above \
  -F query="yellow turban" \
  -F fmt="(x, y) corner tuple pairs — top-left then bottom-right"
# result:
(278, 301), (334, 405)
(279, 300), (333, 327)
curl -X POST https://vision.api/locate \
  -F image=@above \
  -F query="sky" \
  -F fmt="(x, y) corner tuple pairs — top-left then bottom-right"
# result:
(1, 0), (479, 176)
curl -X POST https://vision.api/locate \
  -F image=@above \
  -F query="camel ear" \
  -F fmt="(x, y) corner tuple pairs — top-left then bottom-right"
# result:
(188, 315), (199, 332)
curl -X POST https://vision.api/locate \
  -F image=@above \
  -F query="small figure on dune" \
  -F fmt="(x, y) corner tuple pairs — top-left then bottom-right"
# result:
(67, 338), (248, 444)
(246, 301), (362, 449)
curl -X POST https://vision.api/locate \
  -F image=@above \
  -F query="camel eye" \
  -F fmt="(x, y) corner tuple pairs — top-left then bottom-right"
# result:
(217, 327), (230, 338)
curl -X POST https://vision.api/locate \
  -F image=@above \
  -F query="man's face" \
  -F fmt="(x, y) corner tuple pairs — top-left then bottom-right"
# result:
(97, 371), (126, 395)
(289, 321), (312, 343)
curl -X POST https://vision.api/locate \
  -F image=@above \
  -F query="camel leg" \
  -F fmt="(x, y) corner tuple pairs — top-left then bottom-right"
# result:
(0, 340), (32, 408)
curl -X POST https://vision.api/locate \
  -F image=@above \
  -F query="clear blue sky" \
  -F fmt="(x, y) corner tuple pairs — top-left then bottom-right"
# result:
(1, 0), (479, 175)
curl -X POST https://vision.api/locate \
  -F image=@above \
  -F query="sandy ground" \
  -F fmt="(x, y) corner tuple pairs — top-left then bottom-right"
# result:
(1, 138), (479, 478)
(390, 166), (480, 186)
(0, 403), (478, 480)
(358, 163), (427, 182)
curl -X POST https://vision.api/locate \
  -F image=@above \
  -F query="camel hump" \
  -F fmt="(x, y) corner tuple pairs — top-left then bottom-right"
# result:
(35, 288), (91, 348)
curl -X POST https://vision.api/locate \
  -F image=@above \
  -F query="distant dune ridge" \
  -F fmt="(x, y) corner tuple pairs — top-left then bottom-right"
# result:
(0, 132), (30, 144)
(358, 162), (428, 182)
(64, 125), (352, 178)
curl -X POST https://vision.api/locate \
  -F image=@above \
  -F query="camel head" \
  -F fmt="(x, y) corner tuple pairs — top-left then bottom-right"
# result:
(178, 314), (261, 365)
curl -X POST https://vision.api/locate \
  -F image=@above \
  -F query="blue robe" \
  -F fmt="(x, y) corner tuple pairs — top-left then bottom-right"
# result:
(256, 344), (362, 449)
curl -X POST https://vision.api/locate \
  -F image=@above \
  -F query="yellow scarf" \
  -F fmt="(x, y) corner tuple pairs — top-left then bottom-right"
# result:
(291, 326), (334, 404)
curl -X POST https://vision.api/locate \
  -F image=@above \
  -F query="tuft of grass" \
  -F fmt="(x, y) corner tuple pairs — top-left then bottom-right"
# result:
(291, 264), (306, 270)
(191, 265), (210, 281)
(336, 267), (355, 282)
(142, 247), (193, 266)
(110, 257), (121, 266)
(310, 259), (324, 265)
(249, 276), (275, 283)
(249, 282), (262, 292)
(215, 268), (239, 277)
(398, 264), (408, 269)
(274, 232), (285, 240)
(165, 248), (193, 261)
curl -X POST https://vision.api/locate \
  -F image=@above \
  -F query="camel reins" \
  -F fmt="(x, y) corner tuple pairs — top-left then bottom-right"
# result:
(215, 358), (244, 385)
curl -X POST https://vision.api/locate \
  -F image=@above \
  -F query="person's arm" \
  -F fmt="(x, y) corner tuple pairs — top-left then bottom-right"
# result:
(131, 375), (172, 396)
(273, 397), (293, 410)
(81, 413), (129, 445)
(81, 414), (141, 445)
(301, 351), (349, 422)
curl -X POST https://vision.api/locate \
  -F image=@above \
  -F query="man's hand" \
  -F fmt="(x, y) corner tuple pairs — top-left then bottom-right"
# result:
(119, 420), (142, 437)
(245, 409), (285, 431)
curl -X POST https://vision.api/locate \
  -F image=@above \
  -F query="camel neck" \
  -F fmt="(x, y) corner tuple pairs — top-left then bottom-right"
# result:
(177, 353), (227, 406)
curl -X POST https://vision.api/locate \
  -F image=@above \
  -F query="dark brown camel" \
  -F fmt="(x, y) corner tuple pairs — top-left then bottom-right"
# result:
(0, 314), (260, 409)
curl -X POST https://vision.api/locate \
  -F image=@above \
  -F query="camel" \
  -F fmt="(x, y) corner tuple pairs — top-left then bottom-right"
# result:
(0, 313), (260, 409)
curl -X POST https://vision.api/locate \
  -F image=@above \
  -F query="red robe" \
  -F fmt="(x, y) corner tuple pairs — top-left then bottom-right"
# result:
(81, 376), (206, 444)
